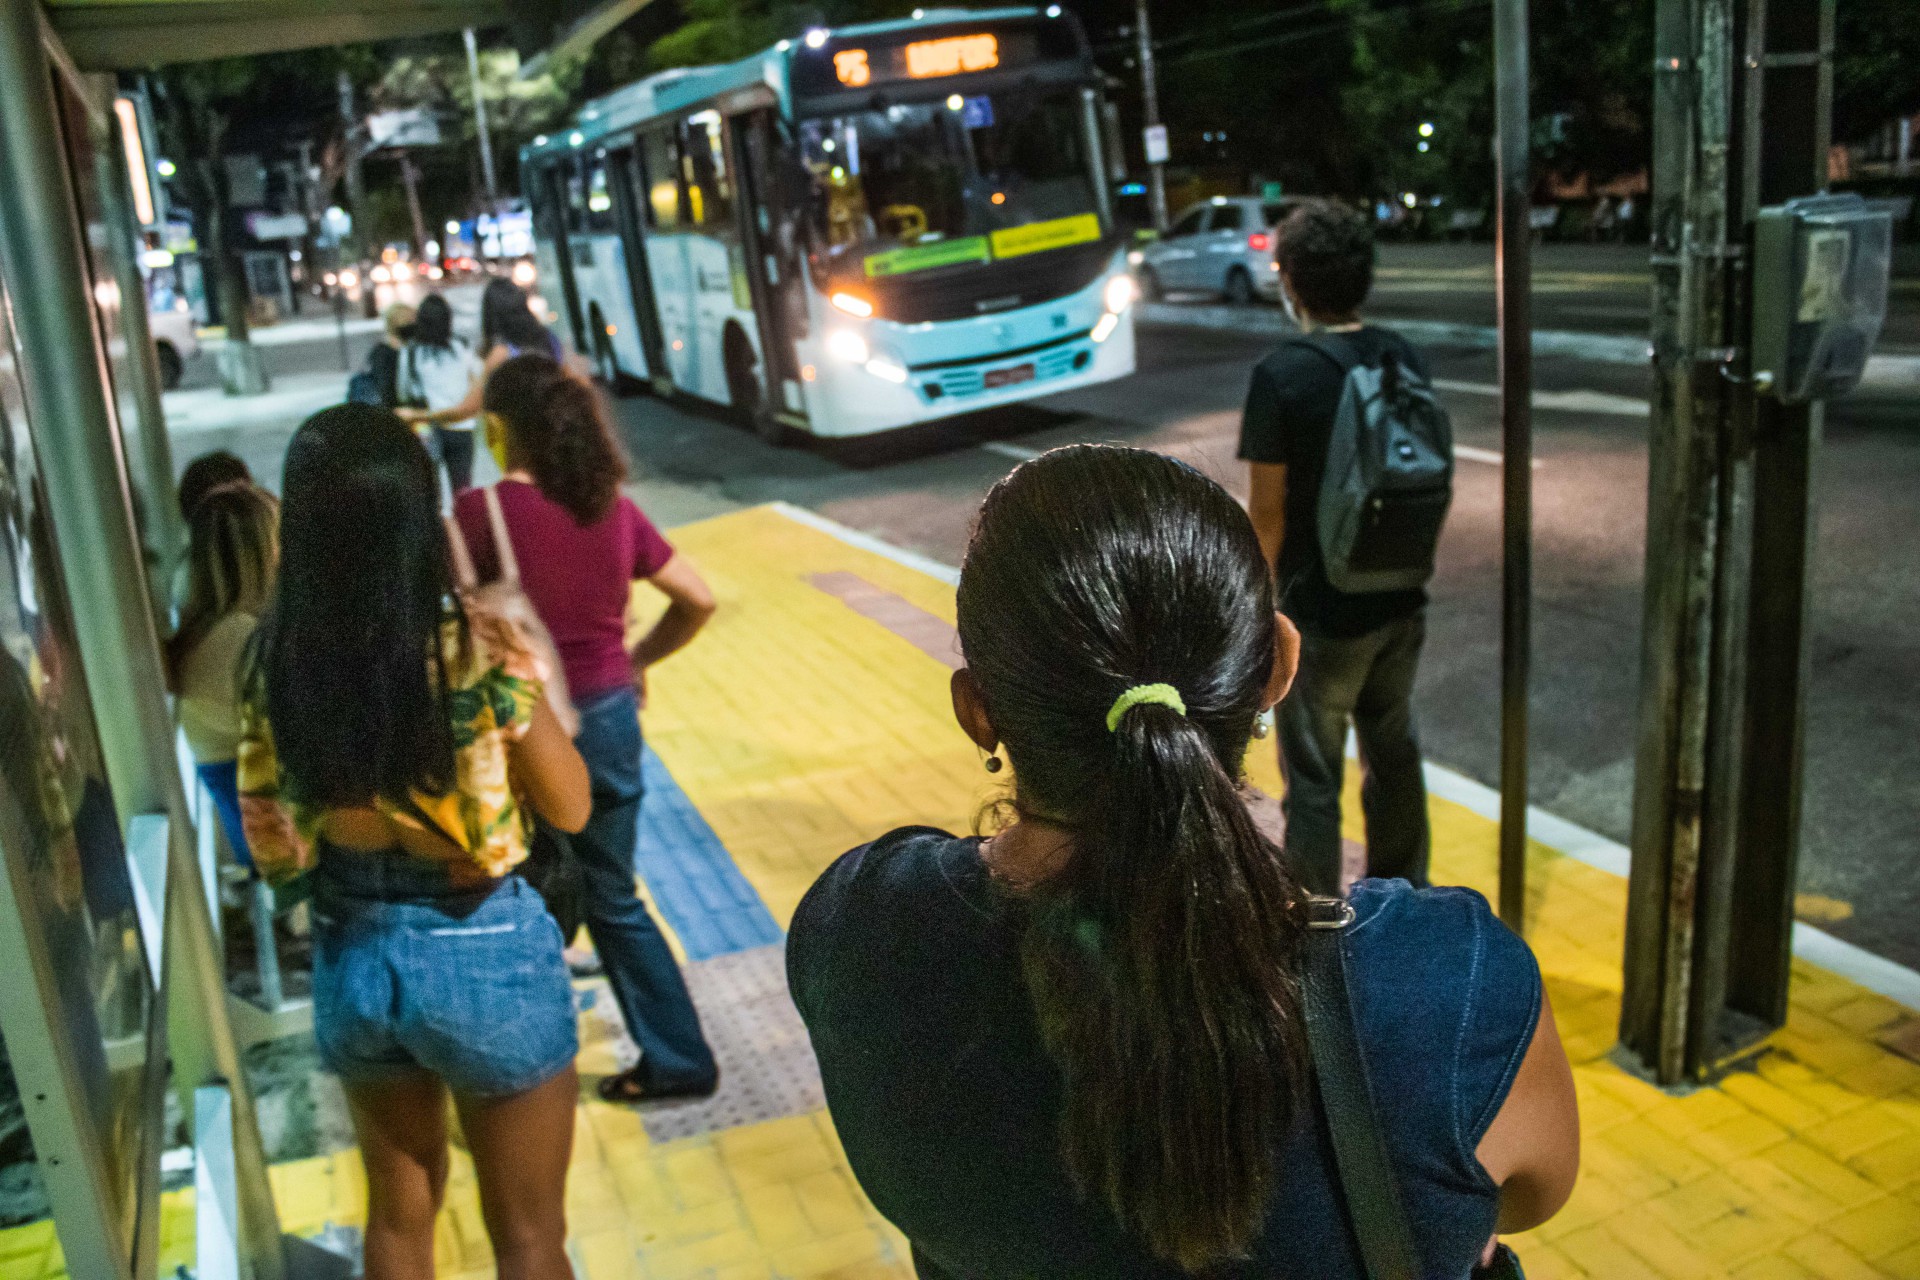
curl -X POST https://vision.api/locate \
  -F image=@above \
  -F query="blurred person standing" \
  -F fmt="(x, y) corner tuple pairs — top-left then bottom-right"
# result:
(350, 302), (417, 409)
(239, 403), (591, 1280)
(400, 279), (563, 443)
(789, 446), (1576, 1277)
(1241, 199), (1448, 895)
(454, 353), (720, 1104)
(167, 478), (278, 869)
(400, 294), (484, 492)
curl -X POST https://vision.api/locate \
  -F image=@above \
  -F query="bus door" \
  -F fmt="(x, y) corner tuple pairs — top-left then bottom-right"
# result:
(732, 108), (810, 427)
(680, 109), (764, 411)
(636, 124), (698, 391)
(530, 159), (588, 353)
(604, 144), (669, 386)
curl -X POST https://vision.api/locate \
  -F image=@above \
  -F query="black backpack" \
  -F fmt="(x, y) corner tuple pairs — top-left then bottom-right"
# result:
(1301, 332), (1453, 594)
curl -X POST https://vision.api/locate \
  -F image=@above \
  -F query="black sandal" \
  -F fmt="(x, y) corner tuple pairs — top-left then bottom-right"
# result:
(595, 1065), (720, 1105)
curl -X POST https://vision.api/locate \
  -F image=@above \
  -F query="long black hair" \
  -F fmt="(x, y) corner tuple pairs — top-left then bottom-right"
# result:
(481, 278), (552, 356)
(410, 293), (456, 350)
(251, 403), (460, 808)
(955, 445), (1308, 1271)
(483, 354), (628, 524)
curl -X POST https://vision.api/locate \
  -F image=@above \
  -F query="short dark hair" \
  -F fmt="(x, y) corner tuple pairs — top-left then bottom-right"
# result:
(1276, 198), (1375, 320)
(178, 450), (252, 522)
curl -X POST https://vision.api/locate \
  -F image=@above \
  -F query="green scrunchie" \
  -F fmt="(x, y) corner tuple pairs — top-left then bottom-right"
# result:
(1105, 682), (1187, 732)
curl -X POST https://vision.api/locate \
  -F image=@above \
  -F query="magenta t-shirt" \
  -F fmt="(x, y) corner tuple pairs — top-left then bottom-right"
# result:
(453, 480), (675, 700)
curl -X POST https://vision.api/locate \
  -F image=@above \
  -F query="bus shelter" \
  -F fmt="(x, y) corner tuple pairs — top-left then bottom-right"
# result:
(0, 4), (642, 1277)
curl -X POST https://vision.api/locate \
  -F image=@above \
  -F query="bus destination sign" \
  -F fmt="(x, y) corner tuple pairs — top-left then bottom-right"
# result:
(813, 29), (1045, 93)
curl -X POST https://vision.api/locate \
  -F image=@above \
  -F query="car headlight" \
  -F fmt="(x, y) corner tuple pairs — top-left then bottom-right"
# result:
(827, 330), (870, 364)
(1104, 273), (1136, 313)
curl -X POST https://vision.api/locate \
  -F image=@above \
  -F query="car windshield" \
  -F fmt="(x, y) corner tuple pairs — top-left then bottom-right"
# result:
(798, 87), (1103, 283)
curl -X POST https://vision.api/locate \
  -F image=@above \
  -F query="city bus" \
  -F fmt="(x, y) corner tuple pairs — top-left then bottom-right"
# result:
(521, 6), (1137, 442)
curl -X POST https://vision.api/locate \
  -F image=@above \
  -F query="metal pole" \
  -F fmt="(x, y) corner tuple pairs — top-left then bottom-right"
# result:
(398, 149), (429, 262)
(1493, 0), (1532, 931)
(1135, 0), (1168, 233)
(464, 27), (501, 216)
(0, 10), (288, 1275)
(337, 69), (377, 319)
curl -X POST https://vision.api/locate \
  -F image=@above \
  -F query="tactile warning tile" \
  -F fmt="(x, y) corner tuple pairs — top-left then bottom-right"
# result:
(584, 943), (826, 1145)
(635, 745), (783, 960)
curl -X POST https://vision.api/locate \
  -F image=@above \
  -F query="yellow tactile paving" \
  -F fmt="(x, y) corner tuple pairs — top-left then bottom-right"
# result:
(3, 502), (1917, 1279)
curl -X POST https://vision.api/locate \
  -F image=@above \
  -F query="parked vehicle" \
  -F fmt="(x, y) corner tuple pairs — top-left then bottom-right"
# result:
(1132, 195), (1295, 305)
(148, 301), (198, 390)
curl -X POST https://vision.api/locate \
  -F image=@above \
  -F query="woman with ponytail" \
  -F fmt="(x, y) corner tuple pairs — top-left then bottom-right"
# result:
(454, 353), (721, 1103)
(789, 445), (1578, 1277)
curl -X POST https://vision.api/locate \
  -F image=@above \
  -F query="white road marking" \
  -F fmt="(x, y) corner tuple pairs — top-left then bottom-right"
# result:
(1431, 377), (1650, 418)
(1454, 444), (1534, 468)
(979, 440), (1043, 461)
(771, 502), (1920, 1014)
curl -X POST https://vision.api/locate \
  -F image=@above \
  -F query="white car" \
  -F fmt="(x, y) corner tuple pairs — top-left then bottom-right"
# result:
(148, 301), (199, 390)
(1133, 195), (1298, 305)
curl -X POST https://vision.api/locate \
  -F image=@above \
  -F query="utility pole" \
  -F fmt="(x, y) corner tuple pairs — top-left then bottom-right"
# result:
(1622, 0), (1843, 1085)
(1134, 0), (1168, 232)
(464, 28), (501, 218)
(398, 149), (429, 263)
(337, 68), (377, 318)
(1493, 0), (1532, 932)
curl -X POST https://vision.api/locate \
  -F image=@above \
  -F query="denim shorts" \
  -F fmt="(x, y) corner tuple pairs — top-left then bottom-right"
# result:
(310, 850), (578, 1097)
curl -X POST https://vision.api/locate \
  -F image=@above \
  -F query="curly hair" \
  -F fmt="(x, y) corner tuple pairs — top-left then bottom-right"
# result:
(483, 354), (629, 525)
(1276, 198), (1375, 321)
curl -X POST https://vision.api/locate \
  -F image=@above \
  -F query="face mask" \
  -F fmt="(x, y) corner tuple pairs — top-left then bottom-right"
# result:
(483, 412), (511, 473)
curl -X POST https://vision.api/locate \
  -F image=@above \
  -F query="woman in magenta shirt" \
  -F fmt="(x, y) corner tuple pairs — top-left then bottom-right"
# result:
(454, 354), (720, 1102)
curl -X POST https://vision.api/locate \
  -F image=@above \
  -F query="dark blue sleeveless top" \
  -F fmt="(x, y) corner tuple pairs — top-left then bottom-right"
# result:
(788, 828), (1541, 1280)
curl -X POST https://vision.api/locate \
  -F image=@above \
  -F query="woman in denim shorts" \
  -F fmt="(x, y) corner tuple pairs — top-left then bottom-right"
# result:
(239, 404), (591, 1280)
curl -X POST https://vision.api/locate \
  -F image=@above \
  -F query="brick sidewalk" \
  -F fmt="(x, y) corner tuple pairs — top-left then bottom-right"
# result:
(4, 502), (1915, 1279)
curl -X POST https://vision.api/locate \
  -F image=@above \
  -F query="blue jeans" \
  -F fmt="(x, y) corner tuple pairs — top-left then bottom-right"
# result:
(196, 760), (253, 869)
(1278, 610), (1432, 895)
(562, 684), (716, 1089)
(311, 850), (577, 1096)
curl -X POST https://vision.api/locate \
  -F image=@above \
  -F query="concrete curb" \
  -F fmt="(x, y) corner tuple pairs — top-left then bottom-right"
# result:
(1138, 300), (1920, 391)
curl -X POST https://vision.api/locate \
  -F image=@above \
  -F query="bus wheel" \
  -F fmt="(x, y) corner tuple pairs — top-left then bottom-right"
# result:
(725, 326), (786, 446)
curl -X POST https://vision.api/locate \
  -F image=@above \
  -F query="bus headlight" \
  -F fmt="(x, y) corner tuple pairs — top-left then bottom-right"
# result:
(1104, 274), (1136, 314)
(829, 290), (875, 318)
(1126, 249), (1145, 266)
(1091, 312), (1120, 343)
(865, 357), (909, 383)
(827, 330), (870, 364)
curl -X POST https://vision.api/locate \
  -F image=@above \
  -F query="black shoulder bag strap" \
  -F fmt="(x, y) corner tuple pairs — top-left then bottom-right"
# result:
(1302, 896), (1422, 1280)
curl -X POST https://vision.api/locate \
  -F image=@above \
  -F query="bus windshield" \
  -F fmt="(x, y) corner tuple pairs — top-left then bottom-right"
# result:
(798, 87), (1103, 284)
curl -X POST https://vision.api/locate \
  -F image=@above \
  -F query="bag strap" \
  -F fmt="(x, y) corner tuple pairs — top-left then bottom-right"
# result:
(1294, 329), (1366, 377)
(443, 508), (480, 589)
(1302, 896), (1422, 1280)
(483, 485), (521, 586)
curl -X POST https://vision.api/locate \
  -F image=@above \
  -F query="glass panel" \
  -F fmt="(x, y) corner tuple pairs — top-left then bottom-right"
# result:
(1211, 204), (1244, 231)
(638, 128), (682, 230)
(1169, 207), (1207, 238)
(683, 110), (733, 230)
(0, 273), (155, 1252)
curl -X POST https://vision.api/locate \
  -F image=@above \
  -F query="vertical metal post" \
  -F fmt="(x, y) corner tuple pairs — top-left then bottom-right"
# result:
(1493, 0), (1532, 931)
(0, 9), (287, 1274)
(338, 69), (376, 318)
(464, 27), (501, 217)
(1134, 0), (1168, 233)
(398, 149), (429, 261)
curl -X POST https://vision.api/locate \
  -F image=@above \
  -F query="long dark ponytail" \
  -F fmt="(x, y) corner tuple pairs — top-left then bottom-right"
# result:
(955, 445), (1307, 1270)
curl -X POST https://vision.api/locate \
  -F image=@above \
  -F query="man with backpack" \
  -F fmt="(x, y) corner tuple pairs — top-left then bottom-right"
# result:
(1240, 198), (1453, 896)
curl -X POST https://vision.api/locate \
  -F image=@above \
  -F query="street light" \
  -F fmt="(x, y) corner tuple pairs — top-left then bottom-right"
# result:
(1419, 121), (1436, 138)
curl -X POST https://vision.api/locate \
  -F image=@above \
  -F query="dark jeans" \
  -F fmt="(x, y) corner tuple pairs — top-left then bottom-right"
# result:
(434, 426), (475, 492)
(560, 684), (717, 1089)
(1278, 609), (1431, 896)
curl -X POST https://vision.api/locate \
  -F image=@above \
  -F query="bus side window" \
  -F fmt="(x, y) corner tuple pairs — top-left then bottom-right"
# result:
(640, 127), (682, 231)
(682, 111), (734, 230)
(584, 159), (618, 236)
(564, 157), (592, 240)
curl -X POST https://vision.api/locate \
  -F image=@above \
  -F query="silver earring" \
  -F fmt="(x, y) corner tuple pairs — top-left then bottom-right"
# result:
(1252, 712), (1272, 740)
(985, 753), (1004, 773)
